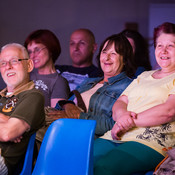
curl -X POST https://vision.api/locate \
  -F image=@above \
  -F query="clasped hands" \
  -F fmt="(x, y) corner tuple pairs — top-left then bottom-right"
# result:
(111, 111), (137, 140)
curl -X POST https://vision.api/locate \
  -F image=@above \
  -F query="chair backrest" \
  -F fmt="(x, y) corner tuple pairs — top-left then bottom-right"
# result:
(32, 118), (96, 175)
(20, 132), (36, 175)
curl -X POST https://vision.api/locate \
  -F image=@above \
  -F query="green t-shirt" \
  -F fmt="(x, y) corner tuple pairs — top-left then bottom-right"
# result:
(0, 82), (45, 174)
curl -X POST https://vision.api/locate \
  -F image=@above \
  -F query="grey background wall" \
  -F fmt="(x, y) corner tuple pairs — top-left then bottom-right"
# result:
(1, 0), (175, 68)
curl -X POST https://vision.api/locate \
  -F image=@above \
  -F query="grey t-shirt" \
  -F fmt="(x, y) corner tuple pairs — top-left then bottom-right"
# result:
(30, 71), (70, 106)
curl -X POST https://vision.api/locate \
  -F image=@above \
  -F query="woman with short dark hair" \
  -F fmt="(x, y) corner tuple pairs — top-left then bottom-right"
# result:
(24, 29), (70, 107)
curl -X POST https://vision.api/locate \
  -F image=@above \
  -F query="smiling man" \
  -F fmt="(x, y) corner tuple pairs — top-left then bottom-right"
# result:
(0, 43), (45, 175)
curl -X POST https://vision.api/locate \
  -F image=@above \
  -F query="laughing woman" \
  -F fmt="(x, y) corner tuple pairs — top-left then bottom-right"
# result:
(51, 33), (137, 138)
(94, 22), (175, 175)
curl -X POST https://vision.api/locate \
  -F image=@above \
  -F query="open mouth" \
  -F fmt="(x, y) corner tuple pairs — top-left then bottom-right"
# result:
(33, 59), (39, 63)
(7, 72), (16, 77)
(160, 57), (169, 60)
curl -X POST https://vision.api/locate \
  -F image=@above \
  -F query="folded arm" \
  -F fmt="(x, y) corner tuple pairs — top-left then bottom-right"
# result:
(134, 94), (175, 127)
(112, 95), (136, 139)
(0, 115), (30, 142)
(111, 94), (175, 140)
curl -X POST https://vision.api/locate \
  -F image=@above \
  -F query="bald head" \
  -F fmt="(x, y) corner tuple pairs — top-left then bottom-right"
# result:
(69, 29), (97, 67)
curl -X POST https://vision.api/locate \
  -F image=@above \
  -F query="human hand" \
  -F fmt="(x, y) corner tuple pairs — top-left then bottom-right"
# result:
(111, 111), (137, 140)
(116, 111), (136, 131)
(64, 103), (81, 119)
(111, 122), (125, 140)
(12, 135), (23, 143)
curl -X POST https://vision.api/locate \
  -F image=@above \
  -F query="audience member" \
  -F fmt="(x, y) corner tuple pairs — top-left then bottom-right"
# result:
(93, 22), (175, 175)
(24, 29), (70, 107)
(0, 43), (45, 175)
(122, 29), (152, 77)
(56, 28), (103, 91)
(49, 33), (136, 138)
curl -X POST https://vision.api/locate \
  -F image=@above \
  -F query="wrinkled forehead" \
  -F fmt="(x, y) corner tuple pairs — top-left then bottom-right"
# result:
(0, 46), (23, 60)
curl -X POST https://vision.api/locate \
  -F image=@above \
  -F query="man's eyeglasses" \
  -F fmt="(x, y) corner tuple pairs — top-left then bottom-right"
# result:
(0, 58), (29, 68)
(28, 47), (46, 56)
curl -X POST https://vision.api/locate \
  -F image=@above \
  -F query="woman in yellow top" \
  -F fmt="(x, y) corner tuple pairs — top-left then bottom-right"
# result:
(94, 22), (175, 175)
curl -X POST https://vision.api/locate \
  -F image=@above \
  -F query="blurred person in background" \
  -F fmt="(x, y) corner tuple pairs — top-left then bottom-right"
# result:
(122, 29), (152, 78)
(56, 28), (103, 91)
(24, 29), (70, 107)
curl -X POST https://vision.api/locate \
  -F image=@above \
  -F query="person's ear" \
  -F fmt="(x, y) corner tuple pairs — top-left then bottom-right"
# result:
(93, 43), (98, 53)
(27, 59), (34, 73)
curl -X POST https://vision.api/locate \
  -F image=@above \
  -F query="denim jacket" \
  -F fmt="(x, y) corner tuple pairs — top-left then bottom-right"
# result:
(56, 72), (132, 138)
(72, 72), (132, 138)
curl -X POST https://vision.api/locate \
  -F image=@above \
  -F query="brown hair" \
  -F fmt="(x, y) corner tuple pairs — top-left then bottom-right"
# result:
(122, 29), (152, 70)
(96, 33), (136, 78)
(24, 29), (61, 63)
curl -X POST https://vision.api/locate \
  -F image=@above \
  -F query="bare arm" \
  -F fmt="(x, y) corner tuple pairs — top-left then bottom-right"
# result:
(0, 116), (30, 142)
(112, 95), (136, 126)
(111, 94), (175, 140)
(0, 113), (10, 123)
(112, 95), (129, 121)
(134, 94), (175, 127)
(111, 95), (136, 139)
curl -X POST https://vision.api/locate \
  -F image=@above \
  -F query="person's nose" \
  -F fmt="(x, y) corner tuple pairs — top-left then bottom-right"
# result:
(105, 53), (111, 60)
(161, 46), (168, 53)
(6, 61), (13, 69)
(74, 44), (79, 51)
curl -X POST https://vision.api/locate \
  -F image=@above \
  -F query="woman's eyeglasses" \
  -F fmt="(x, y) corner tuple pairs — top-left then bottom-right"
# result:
(28, 47), (46, 56)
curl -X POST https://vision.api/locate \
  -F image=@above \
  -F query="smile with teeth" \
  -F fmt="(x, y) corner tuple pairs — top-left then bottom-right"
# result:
(7, 72), (16, 77)
(160, 56), (169, 60)
(33, 59), (39, 63)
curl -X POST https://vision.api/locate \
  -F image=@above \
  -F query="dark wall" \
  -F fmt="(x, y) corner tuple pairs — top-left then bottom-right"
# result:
(0, 0), (175, 89)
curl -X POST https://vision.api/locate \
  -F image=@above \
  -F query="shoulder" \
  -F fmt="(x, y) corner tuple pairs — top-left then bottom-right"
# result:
(137, 70), (156, 79)
(85, 65), (103, 77)
(18, 88), (44, 101)
(55, 73), (69, 87)
(81, 77), (102, 84)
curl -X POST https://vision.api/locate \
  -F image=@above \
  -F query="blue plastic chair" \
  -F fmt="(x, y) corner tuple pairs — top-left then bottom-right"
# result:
(32, 118), (96, 175)
(19, 132), (36, 175)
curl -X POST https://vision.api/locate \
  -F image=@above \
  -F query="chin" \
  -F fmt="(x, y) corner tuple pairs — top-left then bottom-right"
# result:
(34, 64), (41, 69)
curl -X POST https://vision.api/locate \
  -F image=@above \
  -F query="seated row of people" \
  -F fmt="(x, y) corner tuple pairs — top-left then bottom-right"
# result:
(0, 27), (152, 107)
(24, 27), (152, 108)
(32, 27), (152, 145)
(39, 22), (175, 174)
(1, 22), (173, 174)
